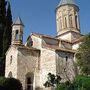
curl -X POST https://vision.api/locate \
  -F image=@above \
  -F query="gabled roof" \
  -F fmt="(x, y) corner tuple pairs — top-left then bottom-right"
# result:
(5, 44), (40, 55)
(57, 0), (77, 7)
(13, 17), (24, 26)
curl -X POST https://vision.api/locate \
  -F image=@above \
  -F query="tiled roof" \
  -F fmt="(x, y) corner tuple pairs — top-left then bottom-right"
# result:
(31, 32), (82, 44)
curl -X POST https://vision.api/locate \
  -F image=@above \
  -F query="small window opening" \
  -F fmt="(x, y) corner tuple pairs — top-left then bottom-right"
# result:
(19, 31), (23, 41)
(16, 30), (19, 40)
(69, 15), (73, 27)
(60, 17), (62, 30)
(75, 15), (78, 29)
(10, 56), (12, 64)
(65, 56), (68, 62)
(64, 17), (67, 28)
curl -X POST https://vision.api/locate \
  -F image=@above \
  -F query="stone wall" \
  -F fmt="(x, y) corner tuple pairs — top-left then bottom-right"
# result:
(31, 35), (42, 49)
(5, 46), (18, 78)
(17, 48), (40, 90)
(56, 51), (76, 81)
(40, 48), (56, 88)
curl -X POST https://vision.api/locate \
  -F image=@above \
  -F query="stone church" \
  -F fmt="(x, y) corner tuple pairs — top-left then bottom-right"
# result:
(5, 0), (83, 90)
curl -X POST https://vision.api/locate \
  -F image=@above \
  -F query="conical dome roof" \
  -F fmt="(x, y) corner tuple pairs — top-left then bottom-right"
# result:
(13, 17), (24, 26)
(57, 0), (77, 7)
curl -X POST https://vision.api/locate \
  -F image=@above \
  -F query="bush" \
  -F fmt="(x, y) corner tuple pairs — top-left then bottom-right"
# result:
(73, 75), (90, 90)
(4, 78), (22, 90)
(0, 77), (6, 86)
(56, 75), (90, 90)
(44, 73), (61, 87)
(56, 81), (74, 90)
(0, 77), (22, 90)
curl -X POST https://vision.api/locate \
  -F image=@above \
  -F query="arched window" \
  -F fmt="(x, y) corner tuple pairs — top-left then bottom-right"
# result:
(69, 15), (73, 27)
(8, 72), (13, 78)
(19, 31), (23, 41)
(59, 17), (62, 30)
(64, 17), (67, 28)
(75, 15), (78, 29)
(16, 30), (19, 40)
(10, 55), (12, 64)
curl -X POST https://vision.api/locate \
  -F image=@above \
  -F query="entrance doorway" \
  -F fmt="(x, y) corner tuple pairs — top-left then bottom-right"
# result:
(25, 73), (34, 90)
(26, 77), (33, 90)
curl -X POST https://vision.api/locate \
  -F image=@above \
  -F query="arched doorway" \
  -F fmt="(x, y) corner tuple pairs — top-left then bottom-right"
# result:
(25, 73), (34, 90)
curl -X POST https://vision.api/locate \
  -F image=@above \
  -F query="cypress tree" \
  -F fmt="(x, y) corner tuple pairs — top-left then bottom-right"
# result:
(0, 0), (6, 76)
(0, 0), (6, 24)
(0, 0), (6, 56)
(6, 1), (12, 45)
(3, 1), (12, 54)
(0, 0), (12, 76)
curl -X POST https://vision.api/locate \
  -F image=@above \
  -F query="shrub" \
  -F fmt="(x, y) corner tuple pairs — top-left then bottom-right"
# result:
(0, 77), (22, 90)
(56, 81), (74, 90)
(56, 75), (90, 90)
(73, 75), (90, 90)
(4, 78), (22, 90)
(44, 73), (61, 87)
(0, 77), (6, 86)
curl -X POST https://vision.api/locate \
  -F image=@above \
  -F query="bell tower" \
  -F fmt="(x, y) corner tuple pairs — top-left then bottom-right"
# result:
(12, 17), (24, 45)
(56, 0), (81, 42)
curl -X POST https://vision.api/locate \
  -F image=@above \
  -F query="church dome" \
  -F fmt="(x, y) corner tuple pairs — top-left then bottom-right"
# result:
(57, 0), (78, 8)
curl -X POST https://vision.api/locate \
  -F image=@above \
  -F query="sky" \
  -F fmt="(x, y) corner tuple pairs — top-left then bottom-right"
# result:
(10, 0), (90, 43)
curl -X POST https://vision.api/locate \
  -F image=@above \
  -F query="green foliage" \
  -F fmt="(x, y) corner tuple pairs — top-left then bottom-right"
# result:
(56, 81), (74, 90)
(0, 77), (22, 90)
(56, 75), (90, 90)
(0, 0), (6, 58)
(6, 1), (12, 45)
(76, 34), (90, 75)
(0, 0), (6, 24)
(0, 77), (6, 86)
(3, 1), (12, 54)
(44, 73), (61, 87)
(45, 73), (90, 90)
(4, 78), (22, 90)
(56, 83), (66, 90)
(0, 0), (12, 76)
(73, 75), (90, 90)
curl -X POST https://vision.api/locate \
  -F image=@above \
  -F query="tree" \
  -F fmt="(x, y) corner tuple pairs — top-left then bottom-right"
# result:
(0, 0), (12, 76)
(76, 33), (90, 75)
(0, 0), (6, 24)
(3, 1), (12, 56)
(0, 0), (7, 76)
(5, 1), (12, 46)
(44, 73), (74, 90)
(44, 73), (61, 87)
(0, 0), (6, 57)
(0, 77), (22, 90)
(4, 78), (22, 90)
